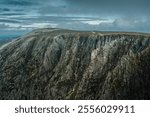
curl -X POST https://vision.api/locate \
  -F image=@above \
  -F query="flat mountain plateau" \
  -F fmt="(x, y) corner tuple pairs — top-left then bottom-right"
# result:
(0, 28), (150, 99)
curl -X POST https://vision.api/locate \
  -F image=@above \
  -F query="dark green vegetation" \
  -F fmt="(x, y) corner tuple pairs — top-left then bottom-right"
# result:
(0, 28), (150, 99)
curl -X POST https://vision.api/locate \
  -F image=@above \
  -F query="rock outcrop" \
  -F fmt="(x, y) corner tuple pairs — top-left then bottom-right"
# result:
(0, 28), (150, 99)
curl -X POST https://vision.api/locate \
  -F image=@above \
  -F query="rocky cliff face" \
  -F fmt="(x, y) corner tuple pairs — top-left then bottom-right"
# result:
(0, 28), (150, 100)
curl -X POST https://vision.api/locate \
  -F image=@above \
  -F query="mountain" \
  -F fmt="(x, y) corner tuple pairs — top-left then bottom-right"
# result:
(0, 39), (12, 47)
(0, 28), (150, 99)
(0, 35), (19, 47)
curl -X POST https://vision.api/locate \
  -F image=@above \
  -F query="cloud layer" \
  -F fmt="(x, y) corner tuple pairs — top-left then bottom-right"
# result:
(0, 0), (150, 34)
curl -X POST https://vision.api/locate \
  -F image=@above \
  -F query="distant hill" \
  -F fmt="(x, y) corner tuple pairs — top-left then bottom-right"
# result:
(0, 28), (150, 100)
(0, 39), (11, 47)
(0, 36), (19, 47)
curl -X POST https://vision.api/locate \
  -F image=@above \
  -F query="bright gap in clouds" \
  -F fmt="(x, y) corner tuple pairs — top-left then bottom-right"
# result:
(81, 19), (114, 25)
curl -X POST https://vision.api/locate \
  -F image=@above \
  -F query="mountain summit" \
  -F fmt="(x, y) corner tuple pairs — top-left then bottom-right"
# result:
(0, 29), (150, 99)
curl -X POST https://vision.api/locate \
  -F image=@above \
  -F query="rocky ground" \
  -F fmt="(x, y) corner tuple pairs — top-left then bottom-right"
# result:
(0, 28), (150, 99)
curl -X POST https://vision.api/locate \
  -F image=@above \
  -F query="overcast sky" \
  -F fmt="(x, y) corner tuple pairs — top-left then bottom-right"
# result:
(0, 0), (150, 37)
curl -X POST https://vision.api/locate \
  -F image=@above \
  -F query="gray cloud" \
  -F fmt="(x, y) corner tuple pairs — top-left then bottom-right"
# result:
(0, 19), (21, 23)
(55, 17), (150, 32)
(0, 23), (9, 28)
(0, 8), (10, 12)
(0, 13), (26, 16)
(65, 0), (150, 15)
(0, 0), (150, 34)
(0, 0), (38, 6)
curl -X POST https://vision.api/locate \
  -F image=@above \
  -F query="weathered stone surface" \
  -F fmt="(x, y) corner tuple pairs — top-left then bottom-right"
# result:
(0, 28), (150, 99)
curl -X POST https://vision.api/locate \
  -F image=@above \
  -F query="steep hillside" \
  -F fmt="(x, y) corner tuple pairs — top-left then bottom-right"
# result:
(0, 28), (150, 99)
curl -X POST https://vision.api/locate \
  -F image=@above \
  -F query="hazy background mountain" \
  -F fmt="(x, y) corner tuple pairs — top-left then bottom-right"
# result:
(0, 35), (20, 47)
(0, 39), (10, 47)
